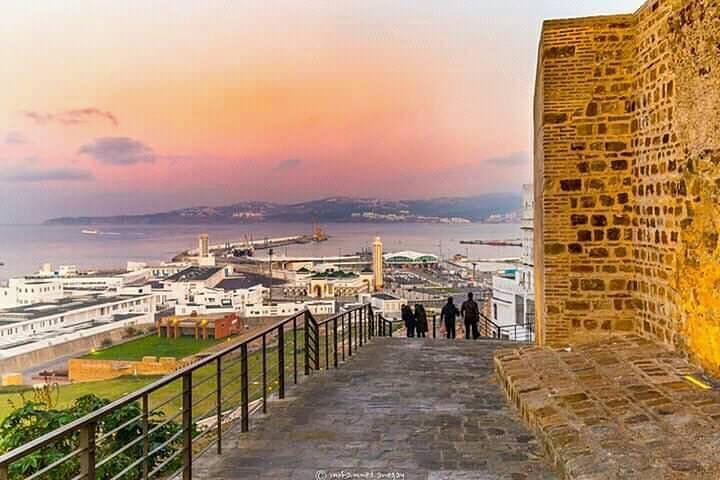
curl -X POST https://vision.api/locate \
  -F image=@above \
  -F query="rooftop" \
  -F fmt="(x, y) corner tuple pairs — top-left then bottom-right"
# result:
(383, 251), (439, 263)
(216, 274), (283, 290)
(166, 266), (223, 282)
(372, 293), (401, 300)
(0, 293), (150, 322)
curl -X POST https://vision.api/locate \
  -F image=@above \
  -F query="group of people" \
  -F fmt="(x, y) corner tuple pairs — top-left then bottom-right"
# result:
(400, 303), (430, 337)
(400, 292), (482, 340)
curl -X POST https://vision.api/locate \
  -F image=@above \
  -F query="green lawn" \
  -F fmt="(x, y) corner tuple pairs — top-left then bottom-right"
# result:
(83, 335), (222, 361)
(0, 322), (367, 422)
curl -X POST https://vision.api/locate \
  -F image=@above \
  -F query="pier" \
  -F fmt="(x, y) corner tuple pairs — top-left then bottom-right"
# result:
(460, 239), (522, 247)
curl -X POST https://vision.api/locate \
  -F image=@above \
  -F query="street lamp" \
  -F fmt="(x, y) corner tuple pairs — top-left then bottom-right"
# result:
(268, 248), (274, 305)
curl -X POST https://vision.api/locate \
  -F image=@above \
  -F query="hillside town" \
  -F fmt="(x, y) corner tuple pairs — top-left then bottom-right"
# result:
(0, 185), (534, 388)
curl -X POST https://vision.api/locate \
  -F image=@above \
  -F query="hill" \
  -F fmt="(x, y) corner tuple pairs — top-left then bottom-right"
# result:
(44, 194), (522, 225)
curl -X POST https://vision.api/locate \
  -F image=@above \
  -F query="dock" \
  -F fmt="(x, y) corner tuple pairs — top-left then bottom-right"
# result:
(460, 239), (522, 247)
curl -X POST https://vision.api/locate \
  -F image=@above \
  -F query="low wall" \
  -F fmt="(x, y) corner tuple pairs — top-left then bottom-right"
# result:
(0, 325), (151, 375)
(68, 356), (179, 382)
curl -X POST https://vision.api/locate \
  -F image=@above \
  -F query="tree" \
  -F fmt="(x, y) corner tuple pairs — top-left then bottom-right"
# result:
(0, 390), (182, 480)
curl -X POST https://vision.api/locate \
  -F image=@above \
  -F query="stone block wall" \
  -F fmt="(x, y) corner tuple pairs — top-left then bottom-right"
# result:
(535, 14), (637, 345)
(535, 0), (720, 374)
(68, 357), (179, 382)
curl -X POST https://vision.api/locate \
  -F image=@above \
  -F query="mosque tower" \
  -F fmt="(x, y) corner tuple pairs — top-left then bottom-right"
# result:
(372, 236), (384, 291)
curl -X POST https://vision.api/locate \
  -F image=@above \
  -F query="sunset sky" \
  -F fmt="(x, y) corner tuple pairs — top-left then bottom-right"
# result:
(1, 0), (640, 223)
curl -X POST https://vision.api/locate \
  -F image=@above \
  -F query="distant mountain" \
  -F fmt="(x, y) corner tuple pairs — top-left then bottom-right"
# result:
(43, 194), (522, 225)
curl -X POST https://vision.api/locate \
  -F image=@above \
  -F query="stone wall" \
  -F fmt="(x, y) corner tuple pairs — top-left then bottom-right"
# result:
(535, 0), (720, 374)
(68, 356), (180, 382)
(535, 13), (637, 345)
(0, 326), (136, 375)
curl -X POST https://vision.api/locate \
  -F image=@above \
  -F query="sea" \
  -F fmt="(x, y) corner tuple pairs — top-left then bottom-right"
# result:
(0, 223), (522, 280)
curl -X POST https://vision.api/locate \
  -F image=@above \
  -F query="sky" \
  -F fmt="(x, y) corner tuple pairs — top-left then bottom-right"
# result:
(0, 0), (640, 223)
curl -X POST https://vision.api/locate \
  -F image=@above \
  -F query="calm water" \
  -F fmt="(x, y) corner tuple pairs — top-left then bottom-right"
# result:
(0, 223), (521, 280)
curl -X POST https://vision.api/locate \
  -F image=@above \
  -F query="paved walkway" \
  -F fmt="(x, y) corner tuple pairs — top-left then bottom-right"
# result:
(194, 337), (556, 480)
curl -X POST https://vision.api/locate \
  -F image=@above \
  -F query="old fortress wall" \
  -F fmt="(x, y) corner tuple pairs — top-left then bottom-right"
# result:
(535, 0), (720, 374)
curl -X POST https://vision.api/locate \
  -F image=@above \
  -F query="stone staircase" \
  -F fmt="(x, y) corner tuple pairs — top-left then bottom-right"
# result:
(193, 337), (556, 479)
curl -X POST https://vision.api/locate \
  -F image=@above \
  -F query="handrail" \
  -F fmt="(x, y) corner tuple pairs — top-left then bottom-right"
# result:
(0, 304), (373, 479)
(0, 302), (529, 479)
(0, 308), (308, 468)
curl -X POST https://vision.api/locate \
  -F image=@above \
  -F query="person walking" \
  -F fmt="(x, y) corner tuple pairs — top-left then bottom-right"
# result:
(402, 304), (416, 338)
(440, 297), (459, 339)
(461, 292), (480, 340)
(414, 304), (428, 338)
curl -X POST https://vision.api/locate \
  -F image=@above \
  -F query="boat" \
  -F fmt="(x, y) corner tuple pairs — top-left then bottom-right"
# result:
(81, 229), (99, 235)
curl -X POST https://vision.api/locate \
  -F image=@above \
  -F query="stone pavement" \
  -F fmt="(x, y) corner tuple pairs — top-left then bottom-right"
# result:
(495, 335), (720, 479)
(194, 337), (556, 480)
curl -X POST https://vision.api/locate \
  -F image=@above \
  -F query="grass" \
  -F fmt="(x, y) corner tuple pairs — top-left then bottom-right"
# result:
(0, 321), (366, 423)
(83, 335), (222, 361)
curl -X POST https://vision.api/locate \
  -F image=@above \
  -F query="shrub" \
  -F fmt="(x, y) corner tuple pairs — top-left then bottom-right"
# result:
(100, 338), (113, 349)
(0, 394), (183, 480)
(123, 326), (139, 338)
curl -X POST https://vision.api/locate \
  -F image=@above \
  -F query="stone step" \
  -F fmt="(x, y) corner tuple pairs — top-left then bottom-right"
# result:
(495, 334), (720, 479)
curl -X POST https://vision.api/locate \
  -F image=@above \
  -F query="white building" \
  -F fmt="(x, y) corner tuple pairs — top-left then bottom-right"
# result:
(126, 261), (189, 279)
(243, 300), (335, 318)
(0, 278), (65, 309)
(160, 266), (228, 304)
(0, 292), (156, 359)
(283, 268), (373, 299)
(360, 293), (407, 319)
(174, 277), (267, 316)
(490, 184), (534, 341)
(383, 251), (439, 268)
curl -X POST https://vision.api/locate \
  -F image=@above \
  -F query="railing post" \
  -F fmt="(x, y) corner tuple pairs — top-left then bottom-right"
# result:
(216, 357), (222, 454)
(433, 314), (437, 338)
(368, 306), (374, 338)
(333, 317), (339, 368)
(182, 372), (192, 480)
(341, 315), (346, 361)
(79, 421), (96, 480)
(293, 316), (298, 385)
(241, 343), (249, 432)
(278, 326), (285, 399)
(304, 313), (311, 376)
(348, 312), (353, 357)
(262, 334), (267, 413)
(142, 395), (149, 479)
(325, 323), (330, 369)
(359, 308), (364, 347)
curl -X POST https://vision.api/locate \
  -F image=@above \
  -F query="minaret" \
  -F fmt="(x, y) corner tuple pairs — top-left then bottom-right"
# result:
(199, 233), (209, 258)
(372, 236), (384, 291)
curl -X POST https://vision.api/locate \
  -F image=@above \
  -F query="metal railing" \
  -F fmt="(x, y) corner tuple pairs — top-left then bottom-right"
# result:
(378, 313), (533, 343)
(0, 304), (376, 480)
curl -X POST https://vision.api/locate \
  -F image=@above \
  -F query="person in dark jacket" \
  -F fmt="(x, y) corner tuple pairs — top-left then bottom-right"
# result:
(461, 292), (480, 340)
(402, 304), (416, 338)
(414, 304), (428, 337)
(440, 297), (459, 339)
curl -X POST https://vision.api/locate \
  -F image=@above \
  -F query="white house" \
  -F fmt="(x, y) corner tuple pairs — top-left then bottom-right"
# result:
(490, 184), (534, 341)
(360, 293), (406, 319)
(174, 277), (267, 317)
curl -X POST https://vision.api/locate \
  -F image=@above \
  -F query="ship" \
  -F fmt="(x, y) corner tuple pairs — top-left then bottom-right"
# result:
(81, 229), (99, 235)
(311, 222), (328, 242)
